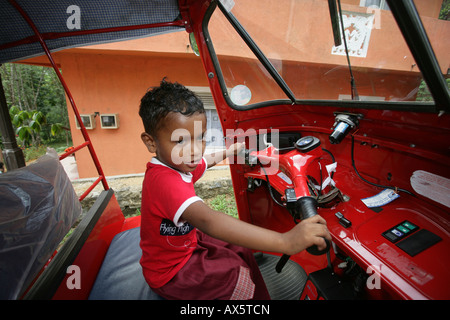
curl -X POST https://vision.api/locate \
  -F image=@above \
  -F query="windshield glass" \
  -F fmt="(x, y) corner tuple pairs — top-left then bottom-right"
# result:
(206, 0), (449, 108)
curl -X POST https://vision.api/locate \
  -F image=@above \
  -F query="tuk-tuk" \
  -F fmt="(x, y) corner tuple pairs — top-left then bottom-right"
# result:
(0, 0), (449, 301)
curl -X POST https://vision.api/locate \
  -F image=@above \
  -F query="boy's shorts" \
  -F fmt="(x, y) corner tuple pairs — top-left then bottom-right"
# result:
(152, 230), (270, 300)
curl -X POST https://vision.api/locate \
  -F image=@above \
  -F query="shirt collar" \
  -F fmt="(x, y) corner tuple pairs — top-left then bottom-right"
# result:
(150, 157), (193, 183)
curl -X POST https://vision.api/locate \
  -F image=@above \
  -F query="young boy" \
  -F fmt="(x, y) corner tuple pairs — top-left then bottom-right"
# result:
(138, 79), (331, 300)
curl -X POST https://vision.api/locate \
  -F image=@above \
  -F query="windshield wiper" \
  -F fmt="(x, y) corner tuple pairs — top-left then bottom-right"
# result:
(217, 1), (296, 104)
(333, 0), (359, 100)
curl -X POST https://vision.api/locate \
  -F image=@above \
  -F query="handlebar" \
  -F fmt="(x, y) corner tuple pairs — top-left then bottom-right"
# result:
(275, 196), (330, 273)
(242, 140), (331, 273)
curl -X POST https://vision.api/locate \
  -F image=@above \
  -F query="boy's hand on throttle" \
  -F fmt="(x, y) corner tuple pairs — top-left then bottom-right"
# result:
(282, 215), (331, 255)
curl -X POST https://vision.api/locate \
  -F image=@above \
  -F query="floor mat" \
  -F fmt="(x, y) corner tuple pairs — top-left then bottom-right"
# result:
(255, 253), (307, 300)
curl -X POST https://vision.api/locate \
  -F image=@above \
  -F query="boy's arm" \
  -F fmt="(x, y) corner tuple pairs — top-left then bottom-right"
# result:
(182, 201), (331, 256)
(204, 142), (245, 169)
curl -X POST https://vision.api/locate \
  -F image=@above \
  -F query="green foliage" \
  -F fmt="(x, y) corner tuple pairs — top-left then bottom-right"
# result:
(51, 123), (63, 136)
(415, 80), (433, 102)
(9, 107), (46, 146)
(0, 63), (72, 148)
(416, 78), (450, 102)
(440, 0), (450, 20)
(22, 141), (69, 162)
(23, 145), (47, 162)
(206, 189), (239, 219)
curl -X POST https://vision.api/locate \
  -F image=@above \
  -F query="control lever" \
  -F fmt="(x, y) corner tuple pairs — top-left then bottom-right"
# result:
(243, 148), (257, 166)
(275, 197), (330, 273)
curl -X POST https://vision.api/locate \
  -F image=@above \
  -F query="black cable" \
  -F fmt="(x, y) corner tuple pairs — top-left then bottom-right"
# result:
(351, 135), (415, 196)
(321, 148), (336, 181)
(258, 160), (285, 207)
(337, 0), (359, 100)
(276, 146), (296, 152)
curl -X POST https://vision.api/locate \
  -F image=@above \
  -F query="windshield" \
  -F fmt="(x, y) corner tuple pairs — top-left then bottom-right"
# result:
(205, 0), (449, 108)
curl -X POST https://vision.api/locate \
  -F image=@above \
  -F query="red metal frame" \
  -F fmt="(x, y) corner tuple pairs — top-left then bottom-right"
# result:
(0, 20), (185, 51)
(7, 0), (187, 200)
(9, 0), (109, 193)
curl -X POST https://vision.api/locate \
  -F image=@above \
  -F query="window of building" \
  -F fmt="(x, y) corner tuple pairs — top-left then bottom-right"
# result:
(360, 0), (390, 10)
(188, 87), (225, 153)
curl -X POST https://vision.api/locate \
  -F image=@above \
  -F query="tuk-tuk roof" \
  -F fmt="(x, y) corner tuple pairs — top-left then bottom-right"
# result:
(0, 0), (184, 64)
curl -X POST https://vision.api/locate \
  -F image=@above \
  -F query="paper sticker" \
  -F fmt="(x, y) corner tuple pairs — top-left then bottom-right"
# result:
(321, 162), (337, 190)
(361, 189), (399, 208)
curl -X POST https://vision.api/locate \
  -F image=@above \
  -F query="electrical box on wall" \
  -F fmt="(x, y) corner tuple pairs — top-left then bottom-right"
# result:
(100, 113), (119, 129)
(75, 114), (96, 129)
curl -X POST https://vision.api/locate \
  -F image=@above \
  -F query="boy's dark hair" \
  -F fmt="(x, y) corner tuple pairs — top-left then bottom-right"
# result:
(139, 78), (205, 136)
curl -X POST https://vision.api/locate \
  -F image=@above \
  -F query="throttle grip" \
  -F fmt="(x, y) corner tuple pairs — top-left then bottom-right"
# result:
(297, 196), (318, 220)
(276, 196), (330, 273)
(299, 197), (331, 256)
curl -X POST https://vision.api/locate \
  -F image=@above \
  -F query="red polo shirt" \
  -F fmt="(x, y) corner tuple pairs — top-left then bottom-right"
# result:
(139, 157), (207, 288)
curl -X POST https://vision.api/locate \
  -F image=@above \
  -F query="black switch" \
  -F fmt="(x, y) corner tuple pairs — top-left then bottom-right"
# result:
(335, 212), (352, 228)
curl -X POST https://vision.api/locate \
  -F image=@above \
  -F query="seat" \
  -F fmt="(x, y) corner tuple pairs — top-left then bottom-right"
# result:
(88, 227), (163, 300)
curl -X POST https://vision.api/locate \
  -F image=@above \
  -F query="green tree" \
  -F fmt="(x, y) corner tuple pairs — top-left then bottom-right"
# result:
(440, 0), (450, 20)
(10, 106), (46, 147)
(0, 63), (71, 148)
(36, 65), (71, 144)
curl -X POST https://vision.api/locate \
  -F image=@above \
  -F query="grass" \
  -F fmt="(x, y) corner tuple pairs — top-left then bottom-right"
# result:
(127, 189), (239, 219)
(23, 141), (71, 162)
(205, 188), (239, 219)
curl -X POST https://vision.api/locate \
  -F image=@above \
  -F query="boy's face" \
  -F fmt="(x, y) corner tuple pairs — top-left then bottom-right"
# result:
(141, 111), (207, 173)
